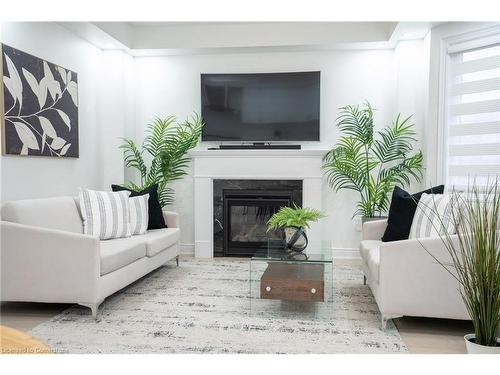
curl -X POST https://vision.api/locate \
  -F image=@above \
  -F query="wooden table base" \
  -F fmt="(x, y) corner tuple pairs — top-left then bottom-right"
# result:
(260, 262), (325, 302)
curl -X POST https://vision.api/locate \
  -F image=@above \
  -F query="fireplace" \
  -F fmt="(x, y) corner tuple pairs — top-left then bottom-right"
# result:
(223, 190), (292, 256)
(213, 180), (302, 257)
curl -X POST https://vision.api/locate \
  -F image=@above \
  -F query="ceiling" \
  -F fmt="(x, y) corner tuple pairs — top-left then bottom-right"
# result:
(61, 22), (441, 56)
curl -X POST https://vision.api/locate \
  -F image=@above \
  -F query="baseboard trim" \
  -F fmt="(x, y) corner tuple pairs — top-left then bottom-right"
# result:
(180, 243), (195, 255)
(180, 243), (360, 259)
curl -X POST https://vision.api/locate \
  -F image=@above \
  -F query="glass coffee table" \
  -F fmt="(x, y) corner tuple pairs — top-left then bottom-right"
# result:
(249, 239), (333, 318)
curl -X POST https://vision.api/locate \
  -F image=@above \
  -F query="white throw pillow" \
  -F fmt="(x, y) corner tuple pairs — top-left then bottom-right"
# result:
(129, 194), (149, 235)
(409, 193), (456, 239)
(79, 188), (131, 240)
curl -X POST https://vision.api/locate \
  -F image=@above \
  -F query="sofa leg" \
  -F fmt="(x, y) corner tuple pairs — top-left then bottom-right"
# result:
(381, 315), (390, 331)
(80, 302), (102, 321)
(90, 304), (99, 320)
(363, 275), (367, 285)
(176, 255), (179, 267)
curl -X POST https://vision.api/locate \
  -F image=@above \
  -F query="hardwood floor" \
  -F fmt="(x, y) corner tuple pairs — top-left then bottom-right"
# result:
(394, 317), (471, 353)
(1, 302), (70, 332)
(0, 325), (52, 354)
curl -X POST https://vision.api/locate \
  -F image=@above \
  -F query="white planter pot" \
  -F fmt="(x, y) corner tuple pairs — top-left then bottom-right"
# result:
(284, 227), (308, 251)
(464, 334), (500, 354)
(361, 216), (387, 224)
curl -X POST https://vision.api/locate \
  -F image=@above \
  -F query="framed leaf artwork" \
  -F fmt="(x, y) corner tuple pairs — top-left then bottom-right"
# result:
(1, 44), (79, 157)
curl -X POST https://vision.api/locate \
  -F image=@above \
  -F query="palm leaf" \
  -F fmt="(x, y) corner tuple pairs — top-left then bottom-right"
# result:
(336, 102), (374, 146)
(120, 113), (204, 207)
(322, 101), (423, 217)
(119, 138), (147, 183)
(372, 114), (417, 163)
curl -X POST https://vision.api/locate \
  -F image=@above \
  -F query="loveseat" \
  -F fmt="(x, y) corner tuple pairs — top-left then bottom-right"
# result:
(1, 196), (180, 318)
(360, 219), (469, 329)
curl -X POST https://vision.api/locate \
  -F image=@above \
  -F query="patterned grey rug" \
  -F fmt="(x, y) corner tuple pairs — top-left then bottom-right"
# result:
(29, 259), (407, 353)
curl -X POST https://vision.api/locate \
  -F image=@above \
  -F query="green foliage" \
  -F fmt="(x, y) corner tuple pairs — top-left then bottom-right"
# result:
(267, 205), (325, 231)
(120, 114), (204, 207)
(422, 180), (500, 347)
(322, 102), (423, 217)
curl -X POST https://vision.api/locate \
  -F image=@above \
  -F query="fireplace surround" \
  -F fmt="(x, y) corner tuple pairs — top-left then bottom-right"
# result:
(191, 149), (325, 258)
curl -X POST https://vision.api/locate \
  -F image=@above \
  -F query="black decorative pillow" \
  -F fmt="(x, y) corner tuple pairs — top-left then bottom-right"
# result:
(381, 185), (444, 242)
(111, 184), (167, 230)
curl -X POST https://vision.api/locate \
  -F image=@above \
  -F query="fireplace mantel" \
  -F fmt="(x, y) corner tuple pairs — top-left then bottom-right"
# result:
(190, 149), (328, 258)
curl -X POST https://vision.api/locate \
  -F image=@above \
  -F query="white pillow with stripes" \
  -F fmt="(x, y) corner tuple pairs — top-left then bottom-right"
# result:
(129, 194), (149, 235)
(79, 189), (132, 240)
(409, 193), (456, 239)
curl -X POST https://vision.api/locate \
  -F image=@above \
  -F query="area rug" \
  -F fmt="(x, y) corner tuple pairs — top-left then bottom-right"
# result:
(29, 259), (407, 353)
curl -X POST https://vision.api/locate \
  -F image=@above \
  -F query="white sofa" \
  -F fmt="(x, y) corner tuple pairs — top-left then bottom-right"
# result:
(1, 196), (181, 318)
(360, 219), (469, 329)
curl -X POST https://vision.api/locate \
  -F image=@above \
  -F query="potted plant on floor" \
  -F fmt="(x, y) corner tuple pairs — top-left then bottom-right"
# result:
(421, 180), (500, 354)
(322, 102), (423, 221)
(267, 205), (325, 252)
(120, 114), (204, 207)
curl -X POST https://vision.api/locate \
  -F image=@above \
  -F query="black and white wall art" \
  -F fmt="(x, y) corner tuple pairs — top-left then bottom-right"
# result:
(1, 44), (79, 157)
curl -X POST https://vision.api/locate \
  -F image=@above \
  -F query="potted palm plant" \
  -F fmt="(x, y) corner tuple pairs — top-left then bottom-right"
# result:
(267, 205), (325, 252)
(322, 102), (423, 220)
(420, 181), (500, 354)
(120, 114), (203, 207)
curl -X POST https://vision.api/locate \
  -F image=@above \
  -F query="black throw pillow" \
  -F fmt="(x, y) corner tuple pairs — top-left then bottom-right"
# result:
(111, 184), (167, 230)
(381, 185), (444, 242)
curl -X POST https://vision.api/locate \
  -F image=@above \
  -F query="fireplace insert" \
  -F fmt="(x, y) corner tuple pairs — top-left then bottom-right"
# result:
(213, 179), (303, 257)
(223, 189), (294, 257)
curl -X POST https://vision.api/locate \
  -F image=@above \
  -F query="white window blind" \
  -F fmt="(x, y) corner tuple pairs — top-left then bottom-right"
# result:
(446, 41), (500, 189)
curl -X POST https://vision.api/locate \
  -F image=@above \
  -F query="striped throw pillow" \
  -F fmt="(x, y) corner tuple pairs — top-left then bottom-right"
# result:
(79, 189), (131, 240)
(129, 194), (149, 235)
(409, 193), (456, 239)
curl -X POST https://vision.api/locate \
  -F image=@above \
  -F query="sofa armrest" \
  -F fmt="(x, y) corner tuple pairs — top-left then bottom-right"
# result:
(362, 219), (387, 240)
(162, 210), (179, 228)
(1, 221), (100, 304)
(377, 235), (468, 320)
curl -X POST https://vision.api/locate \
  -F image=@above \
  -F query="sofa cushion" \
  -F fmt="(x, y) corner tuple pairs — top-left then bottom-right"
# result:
(360, 240), (381, 282)
(100, 237), (147, 275)
(79, 189), (132, 240)
(1, 196), (84, 233)
(382, 185), (445, 242)
(134, 228), (180, 257)
(129, 194), (149, 235)
(409, 193), (455, 239)
(111, 184), (167, 230)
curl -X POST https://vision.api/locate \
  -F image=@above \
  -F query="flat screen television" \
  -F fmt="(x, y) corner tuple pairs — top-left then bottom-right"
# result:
(201, 72), (320, 142)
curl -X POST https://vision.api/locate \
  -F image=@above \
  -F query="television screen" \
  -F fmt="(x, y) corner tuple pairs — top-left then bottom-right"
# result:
(201, 72), (320, 142)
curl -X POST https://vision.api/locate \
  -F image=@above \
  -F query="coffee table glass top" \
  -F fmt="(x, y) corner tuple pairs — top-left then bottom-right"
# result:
(251, 239), (333, 263)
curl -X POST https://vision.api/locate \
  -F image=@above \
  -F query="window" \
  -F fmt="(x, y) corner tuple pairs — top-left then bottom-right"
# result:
(444, 39), (500, 190)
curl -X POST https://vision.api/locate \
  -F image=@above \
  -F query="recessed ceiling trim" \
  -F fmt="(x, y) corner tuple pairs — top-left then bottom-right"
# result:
(61, 21), (439, 56)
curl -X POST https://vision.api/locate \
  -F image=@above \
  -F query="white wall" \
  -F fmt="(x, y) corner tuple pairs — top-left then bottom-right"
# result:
(393, 39), (429, 192)
(0, 23), (429, 255)
(98, 50), (134, 190)
(1, 22), (103, 202)
(132, 49), (405, 252)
